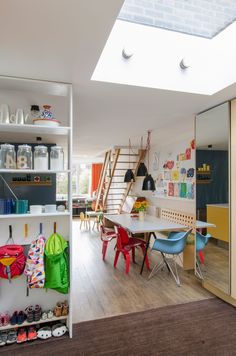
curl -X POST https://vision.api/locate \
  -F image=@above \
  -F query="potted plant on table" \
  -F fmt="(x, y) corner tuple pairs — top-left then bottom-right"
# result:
(134, 200), (149, 221)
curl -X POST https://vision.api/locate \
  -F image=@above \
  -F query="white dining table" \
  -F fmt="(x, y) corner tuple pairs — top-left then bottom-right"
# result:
(196, 220), (216, 230)
(105, 213), (188, 274)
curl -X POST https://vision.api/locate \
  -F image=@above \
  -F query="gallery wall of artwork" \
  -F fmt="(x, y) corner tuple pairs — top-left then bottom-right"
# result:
(131, 133), (196, 214)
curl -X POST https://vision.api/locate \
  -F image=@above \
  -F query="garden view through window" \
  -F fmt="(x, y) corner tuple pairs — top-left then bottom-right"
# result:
(56, 163), (91, 200)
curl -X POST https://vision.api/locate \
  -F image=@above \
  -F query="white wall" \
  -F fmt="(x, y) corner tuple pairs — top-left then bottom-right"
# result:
(130, 118), (195, 215)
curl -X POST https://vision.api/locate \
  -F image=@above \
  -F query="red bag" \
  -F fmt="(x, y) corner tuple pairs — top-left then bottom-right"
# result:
(0, 244), (26, 281)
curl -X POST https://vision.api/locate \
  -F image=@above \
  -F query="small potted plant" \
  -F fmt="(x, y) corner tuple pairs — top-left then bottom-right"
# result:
(134, 200), (149, 221)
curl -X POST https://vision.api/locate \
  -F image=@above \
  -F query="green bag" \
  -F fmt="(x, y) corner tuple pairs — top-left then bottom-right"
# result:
(44, 232), (69, 294)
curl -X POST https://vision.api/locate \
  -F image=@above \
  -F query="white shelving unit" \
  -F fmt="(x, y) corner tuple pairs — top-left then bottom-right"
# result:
(0, 76), (73, 340)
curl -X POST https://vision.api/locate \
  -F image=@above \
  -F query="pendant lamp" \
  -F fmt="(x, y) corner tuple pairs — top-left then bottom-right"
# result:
(124, 139), (135, 183)
(137, 137), (148, 176)
(142, 131), (156, 191)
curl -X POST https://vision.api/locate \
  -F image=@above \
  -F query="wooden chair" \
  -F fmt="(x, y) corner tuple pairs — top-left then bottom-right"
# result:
(79, 212), (90, 230)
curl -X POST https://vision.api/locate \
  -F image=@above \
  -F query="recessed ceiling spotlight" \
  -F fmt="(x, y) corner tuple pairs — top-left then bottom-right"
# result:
(180, 57), (190, 69)
(122, 47), (133, 59)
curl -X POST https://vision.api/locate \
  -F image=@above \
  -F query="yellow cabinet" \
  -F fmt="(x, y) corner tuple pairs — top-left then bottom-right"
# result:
(207, 204), (229, 242)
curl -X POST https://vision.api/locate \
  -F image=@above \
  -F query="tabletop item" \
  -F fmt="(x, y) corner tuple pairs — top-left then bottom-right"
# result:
(17, 145), (32, 169)
(45, 204), (57, 213)
(0, 104), (10, 124)
(0, 144), (16, 169)
(34, 145), (48, 170)
(50, 146), (64, 170)
(30, 105), (40, 121)
(15, 108), (25, 125)
(0, 199), (5, 214)
(15, 200), (28, 214)
(30, 205), (43, 214)
(33, 105), (60, 127)
(57, 205), (65, 212)
(41, 105), (53, 119)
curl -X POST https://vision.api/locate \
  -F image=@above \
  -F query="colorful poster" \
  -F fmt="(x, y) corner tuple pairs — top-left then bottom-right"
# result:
(171, 170), (179, 181)
(168, 182), (174, 196)
(185, 148), (191, 160)
(180, 183), (187, 198)
(174, 183), (180, 197)
(187, 183), (194, 199)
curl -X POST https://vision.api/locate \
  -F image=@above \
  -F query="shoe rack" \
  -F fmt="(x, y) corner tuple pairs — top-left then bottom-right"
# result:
(0, 76), (73, 338)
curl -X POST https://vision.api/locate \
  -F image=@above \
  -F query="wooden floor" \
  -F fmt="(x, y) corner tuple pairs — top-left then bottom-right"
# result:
(202, 241), (229, 294)
(72, 219), (212, 323)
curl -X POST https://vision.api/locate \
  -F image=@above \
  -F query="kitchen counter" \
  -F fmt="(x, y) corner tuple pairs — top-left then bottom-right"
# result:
(207, 204), (229, 242)
(206, 204), (229, 208)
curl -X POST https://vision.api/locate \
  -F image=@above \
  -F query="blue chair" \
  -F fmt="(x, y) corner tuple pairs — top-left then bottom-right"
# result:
(196, 232), (211, 279)
(148, 229), (192, 286)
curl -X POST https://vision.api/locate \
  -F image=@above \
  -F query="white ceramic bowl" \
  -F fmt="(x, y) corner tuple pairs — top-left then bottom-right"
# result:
(45, 204), (57, 213)
(33, 118), (60, 127)
(30, 205), (43, 214)
(57, 205), (66, 212)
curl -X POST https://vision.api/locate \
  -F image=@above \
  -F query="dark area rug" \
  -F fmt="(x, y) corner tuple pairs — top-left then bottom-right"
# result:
(2, 298), (236, 356)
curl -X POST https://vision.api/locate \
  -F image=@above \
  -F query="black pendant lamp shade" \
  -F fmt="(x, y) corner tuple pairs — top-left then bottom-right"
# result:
(141, 131), (156, 191)
(137, 162), (148, 176)
(124, 169), (135, 182)
(142, 174), (156, 191)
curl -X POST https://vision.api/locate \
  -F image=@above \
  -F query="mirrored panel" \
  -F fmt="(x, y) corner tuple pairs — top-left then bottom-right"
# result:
(196, 102), (230, 294)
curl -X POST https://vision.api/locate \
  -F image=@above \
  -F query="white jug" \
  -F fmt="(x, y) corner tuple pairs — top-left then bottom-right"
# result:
(0, 104), (10, 124)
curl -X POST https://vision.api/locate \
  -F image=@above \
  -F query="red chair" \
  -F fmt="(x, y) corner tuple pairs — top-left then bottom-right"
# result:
(114, 226), (150, 274)
(100, 224), (117, 261)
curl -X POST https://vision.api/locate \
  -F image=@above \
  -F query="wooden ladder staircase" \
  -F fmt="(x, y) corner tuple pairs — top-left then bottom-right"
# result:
(95, 148), (146, 214)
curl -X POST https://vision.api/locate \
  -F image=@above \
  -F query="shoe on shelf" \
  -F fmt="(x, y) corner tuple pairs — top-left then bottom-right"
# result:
(52, 323), (67, 338)
(47, 310), (54, 319)
(62, 301), (69, 316)
(37, 326), (52, 340)
(0, 331), (8, 347)
(54, 303), (62, 317)
(41, 312), (47, 321)
(10, 311), (18, 326)
(2, 312), (10, 326)
(28, 326), (37, 341)
(6, 330), (17, 344)
(25, 306), (34, 323)
(17, 311), (26, 325)
(17, 328), (27, 343)
(34, 305), (42, 322)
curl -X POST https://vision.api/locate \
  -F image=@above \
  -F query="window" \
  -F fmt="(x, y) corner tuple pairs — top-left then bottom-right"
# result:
(56, 164), (91, 200)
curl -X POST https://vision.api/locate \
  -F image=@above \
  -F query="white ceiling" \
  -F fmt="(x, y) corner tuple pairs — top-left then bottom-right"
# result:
(0, 0), (236, 160)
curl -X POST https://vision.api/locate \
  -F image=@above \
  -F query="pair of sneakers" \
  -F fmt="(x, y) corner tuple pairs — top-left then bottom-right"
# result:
(17, 326), (37, 343)
(0, 330), (17, 346)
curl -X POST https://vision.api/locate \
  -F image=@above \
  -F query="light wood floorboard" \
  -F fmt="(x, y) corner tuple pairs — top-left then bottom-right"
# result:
(72, 220), (212, 323)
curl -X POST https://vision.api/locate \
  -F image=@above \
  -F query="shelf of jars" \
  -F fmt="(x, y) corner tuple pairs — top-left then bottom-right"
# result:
(0, 143), (66, 171)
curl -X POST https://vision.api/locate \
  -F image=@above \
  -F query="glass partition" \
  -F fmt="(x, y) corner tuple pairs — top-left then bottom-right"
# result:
(195, 102), (230, 294)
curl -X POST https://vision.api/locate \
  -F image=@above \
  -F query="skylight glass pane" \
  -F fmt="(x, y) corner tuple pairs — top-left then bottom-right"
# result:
(118, 0), (236, 38)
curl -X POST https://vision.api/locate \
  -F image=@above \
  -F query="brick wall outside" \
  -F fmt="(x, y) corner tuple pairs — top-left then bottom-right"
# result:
(118, 0), (236, 38)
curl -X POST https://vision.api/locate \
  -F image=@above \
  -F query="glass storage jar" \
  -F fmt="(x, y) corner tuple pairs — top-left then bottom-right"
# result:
(17, 144), (32, 169)
(0, 144), (16, 169)
(34, 145), (48, 170)
(50, 146), (64, 170)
